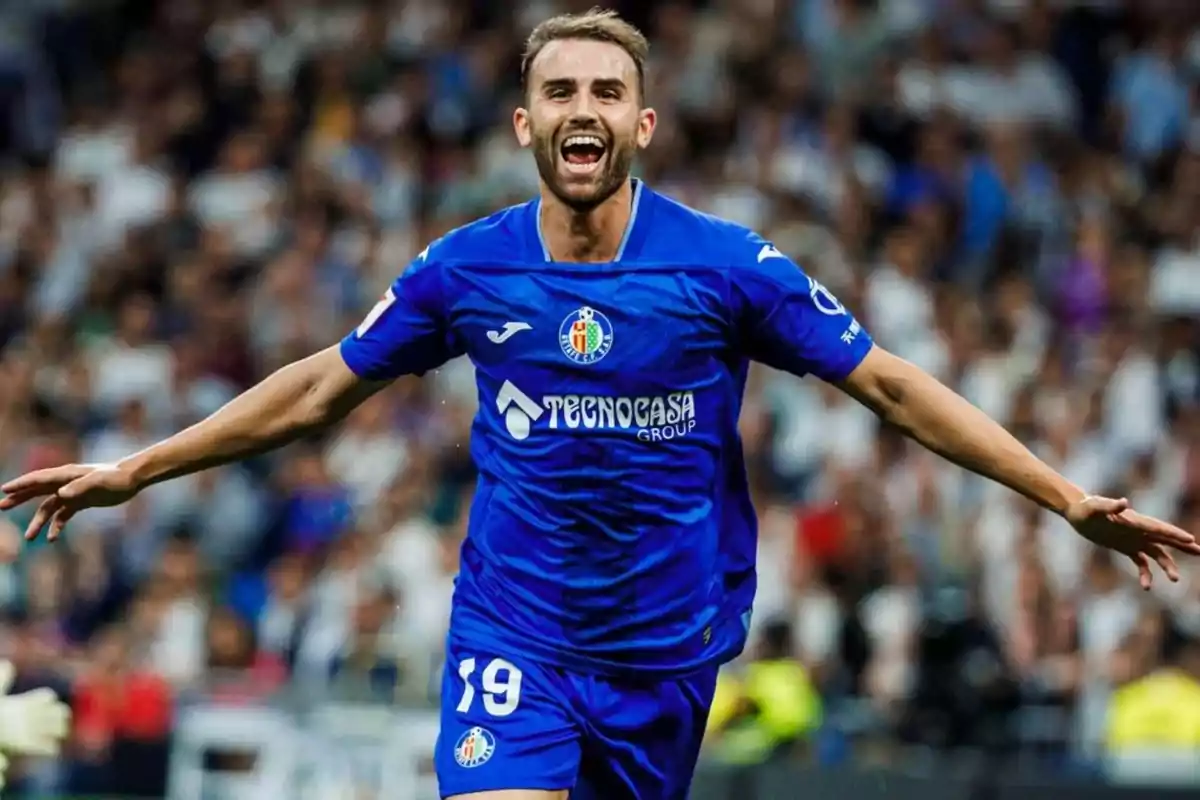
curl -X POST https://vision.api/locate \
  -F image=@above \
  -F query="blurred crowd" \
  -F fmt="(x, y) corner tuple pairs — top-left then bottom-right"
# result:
(0, 0), (1199, 795)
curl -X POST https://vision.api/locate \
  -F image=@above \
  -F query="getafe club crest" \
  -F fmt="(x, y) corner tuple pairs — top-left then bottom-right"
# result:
(453, 726), (496, 768)
(559, 306), (614, 365)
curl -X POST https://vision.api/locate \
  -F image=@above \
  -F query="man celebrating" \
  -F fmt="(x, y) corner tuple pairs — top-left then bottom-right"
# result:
(2, 9), (1198, 800)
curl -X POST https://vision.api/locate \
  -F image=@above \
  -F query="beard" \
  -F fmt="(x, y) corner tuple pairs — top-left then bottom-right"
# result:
(531, 123), (636, 212)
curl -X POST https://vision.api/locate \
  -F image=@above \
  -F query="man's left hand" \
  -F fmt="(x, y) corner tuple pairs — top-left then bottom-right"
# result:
(1066, 495), (1200, 589)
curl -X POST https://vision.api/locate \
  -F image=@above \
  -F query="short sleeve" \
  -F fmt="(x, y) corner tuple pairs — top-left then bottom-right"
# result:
(730, 238), (873, 381)
(339, 249), (461, 381)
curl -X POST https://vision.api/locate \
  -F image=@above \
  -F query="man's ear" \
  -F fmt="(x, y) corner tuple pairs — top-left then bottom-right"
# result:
(636, 107), (656, 150)
(513, 107), (533, 148)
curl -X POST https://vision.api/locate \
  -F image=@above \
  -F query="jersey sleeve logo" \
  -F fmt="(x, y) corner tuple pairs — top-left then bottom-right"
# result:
(806, 276), (847, 316)
(756, 244), (785, 262)
(558, 306), (614, 364)
(355, 287), (397, 337)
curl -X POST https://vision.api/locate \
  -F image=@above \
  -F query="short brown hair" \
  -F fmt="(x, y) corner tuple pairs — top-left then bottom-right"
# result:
(521, 8), (650, 103)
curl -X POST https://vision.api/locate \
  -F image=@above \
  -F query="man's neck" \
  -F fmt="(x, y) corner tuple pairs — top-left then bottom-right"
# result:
(539, 179), (634, 263)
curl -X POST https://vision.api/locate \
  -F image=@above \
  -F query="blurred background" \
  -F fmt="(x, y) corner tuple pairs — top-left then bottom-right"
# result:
(0, 0), (1199, 798)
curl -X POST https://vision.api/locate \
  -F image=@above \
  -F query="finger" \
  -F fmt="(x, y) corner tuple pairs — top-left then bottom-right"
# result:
(1, 466), (89, 496)
(1089, 495), (1131, 515)
(55, 474), (96, 502)
(1113, 509), (1197, 547)
(46, 504), (77, 543)
(0, 660), (13, 694)
(1151, 545), (1180, 582)
(23, 496), (60, 542)
(1133, 552), (1153, 590)
(1163, 539), (1200, 556)
(0, 488), (48, 510)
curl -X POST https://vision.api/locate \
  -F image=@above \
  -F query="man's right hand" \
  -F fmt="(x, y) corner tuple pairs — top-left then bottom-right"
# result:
(0, 464), (140, 542)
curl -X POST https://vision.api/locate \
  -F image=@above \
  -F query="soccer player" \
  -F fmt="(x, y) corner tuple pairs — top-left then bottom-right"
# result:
(1, 9), (1197, 800)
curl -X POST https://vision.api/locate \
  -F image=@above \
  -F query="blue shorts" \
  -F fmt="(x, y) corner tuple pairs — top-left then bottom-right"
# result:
(434, 639), (719, 799)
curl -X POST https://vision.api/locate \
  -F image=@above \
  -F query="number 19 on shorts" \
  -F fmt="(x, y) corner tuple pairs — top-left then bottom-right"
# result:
(456, 657), (523, 717)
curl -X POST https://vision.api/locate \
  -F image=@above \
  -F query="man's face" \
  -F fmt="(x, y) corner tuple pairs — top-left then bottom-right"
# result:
(515, 38), (655, 211)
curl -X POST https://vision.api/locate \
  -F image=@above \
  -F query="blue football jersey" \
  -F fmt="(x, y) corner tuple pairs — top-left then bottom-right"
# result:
(340, 180), (873, 677)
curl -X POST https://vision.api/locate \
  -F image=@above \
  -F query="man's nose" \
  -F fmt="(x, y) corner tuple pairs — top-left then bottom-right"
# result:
(565, 111), (601, 135)
(566, 92), (599, 120)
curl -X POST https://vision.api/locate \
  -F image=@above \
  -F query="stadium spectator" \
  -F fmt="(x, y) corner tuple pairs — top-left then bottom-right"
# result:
(704, 619), (823, 765)
(1104, 614), (1200, 784)
(70, 625), (172, 796)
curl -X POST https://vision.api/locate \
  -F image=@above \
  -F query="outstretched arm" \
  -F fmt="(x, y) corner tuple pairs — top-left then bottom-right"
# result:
(840, 346), (1082, 515)
(727, 234), (1196, 588)
(839, 345), (1200, 587)
(2, 244), (458, 542)
(123, 346), (380, 489)
(0, 347), (384, 539)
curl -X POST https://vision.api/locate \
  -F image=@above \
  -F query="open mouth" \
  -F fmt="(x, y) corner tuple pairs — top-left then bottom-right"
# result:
(559, 135), (607, 174)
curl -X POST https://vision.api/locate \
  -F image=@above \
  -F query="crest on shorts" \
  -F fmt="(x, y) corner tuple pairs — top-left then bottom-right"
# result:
(559, 306), (613, 365)
(453, 726), (496, 768)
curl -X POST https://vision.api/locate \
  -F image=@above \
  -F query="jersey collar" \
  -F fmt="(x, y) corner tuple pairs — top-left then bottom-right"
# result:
(533, 178), (649, 263)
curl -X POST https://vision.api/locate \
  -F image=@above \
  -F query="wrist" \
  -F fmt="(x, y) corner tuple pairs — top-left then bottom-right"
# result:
(115, 452), (156, 492)
(1047, 481), (1087, 518)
